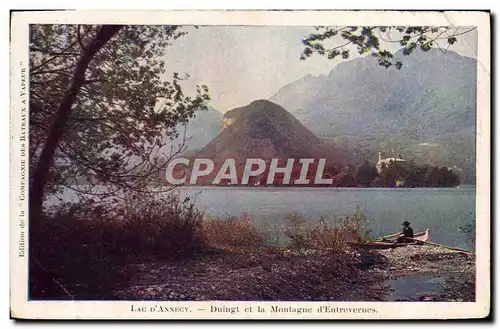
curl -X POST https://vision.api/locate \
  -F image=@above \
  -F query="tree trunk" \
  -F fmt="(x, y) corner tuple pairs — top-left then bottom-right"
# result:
(29, 25), (123, 225)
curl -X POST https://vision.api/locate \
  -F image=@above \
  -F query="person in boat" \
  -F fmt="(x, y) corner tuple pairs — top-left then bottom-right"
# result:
(397, 220), (414, 243)
(363, 230), (374, 242)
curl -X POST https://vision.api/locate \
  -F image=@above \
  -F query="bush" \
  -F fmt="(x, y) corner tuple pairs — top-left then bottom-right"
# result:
(42, 193), (206, 258)
(115, 195), (205, 257)
(30, 193), (206, 299)
(203, 213), (265, 248)
(283, 210), (365, 252)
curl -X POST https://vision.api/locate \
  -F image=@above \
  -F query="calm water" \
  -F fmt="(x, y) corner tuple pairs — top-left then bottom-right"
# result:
(172, 186), (476, 250)
(49, 186), (476, 250)
(388, 274), (446, 301)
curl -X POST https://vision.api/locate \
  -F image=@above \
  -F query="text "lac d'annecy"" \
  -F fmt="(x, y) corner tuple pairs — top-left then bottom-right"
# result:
(164, 158), (333, 185)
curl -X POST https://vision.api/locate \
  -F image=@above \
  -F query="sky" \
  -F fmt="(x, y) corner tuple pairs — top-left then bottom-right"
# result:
(161, 26), (478, 113)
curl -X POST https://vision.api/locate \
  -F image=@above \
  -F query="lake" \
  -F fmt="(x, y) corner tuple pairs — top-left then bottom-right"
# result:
(48, 185), (476, 250)
(173, 186), (476, 250)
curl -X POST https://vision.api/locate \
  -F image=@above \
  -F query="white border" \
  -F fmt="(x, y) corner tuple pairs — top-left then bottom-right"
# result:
(9, 10), (491, 320)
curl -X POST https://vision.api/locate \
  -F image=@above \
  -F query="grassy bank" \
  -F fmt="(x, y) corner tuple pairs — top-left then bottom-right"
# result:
(30, 195), (369, 299)
(30, 196), (474, 302)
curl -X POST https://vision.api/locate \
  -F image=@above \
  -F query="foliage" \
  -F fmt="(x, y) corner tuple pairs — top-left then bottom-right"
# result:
(31, 199), (375, 299)
(31, 193), (206, 299)
(331, 165), (357, 187)
(323, 133), (476, 185)
(30, 24), (210, 202)
(283, 211), (365, 252)
(202, 213), (266, 248)
(355, 160), (378, 187)
(377, 161), (460, 187)
(45, 193), (206, 256)
(332, 159), (460, 187)
(301, 26), (476, 69)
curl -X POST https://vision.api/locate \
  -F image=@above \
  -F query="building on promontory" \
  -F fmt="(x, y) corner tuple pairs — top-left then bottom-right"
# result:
(376, 151), (406, 173)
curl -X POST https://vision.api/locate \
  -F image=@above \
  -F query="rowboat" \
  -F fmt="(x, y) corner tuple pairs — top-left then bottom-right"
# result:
(348, 229), (429, 250)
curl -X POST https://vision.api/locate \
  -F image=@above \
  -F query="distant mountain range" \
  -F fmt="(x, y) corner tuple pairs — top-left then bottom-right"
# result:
(168, 49), (477, 184)
(164, 106), (223, 153)
(269, 49), (477, 183)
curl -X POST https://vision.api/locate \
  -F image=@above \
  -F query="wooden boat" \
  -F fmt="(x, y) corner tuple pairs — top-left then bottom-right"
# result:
(348, 229), (429, 250)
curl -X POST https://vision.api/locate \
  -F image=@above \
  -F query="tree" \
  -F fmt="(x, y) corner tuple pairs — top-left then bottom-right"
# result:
(332, 165), (356, 187)
(29, 25), (210, 221)
(301, 26), (476, 69)
(378, 162), (396, 187)
(404, 161), (425, 187)
(355, 160), (378, 187)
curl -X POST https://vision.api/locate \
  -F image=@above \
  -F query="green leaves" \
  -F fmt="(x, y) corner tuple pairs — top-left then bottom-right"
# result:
(301, 26), (472, 69)
(30, 24), (211, 196)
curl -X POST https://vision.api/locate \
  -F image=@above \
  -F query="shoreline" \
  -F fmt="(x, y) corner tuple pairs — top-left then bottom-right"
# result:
(110, 245), (474, 302)
(31, 195), (475, 302)
(376, 245), (475, 301)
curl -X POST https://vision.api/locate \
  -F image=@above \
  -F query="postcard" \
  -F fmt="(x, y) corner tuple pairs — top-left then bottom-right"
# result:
(10, 10), (490, 319)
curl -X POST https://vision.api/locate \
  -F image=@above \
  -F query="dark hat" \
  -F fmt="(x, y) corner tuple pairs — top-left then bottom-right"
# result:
(402, 221), (411, 226)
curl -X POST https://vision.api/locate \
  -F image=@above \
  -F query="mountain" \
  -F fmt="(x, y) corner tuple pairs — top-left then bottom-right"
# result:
(269, 49), (477, 183)
(164, 106), (223, 152)
(188, 99), (347, 184)
(183, 106), (223, 151)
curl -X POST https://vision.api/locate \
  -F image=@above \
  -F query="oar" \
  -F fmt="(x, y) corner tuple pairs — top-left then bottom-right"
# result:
(374, 232), (401, 242)
(405, 237), (474, 254)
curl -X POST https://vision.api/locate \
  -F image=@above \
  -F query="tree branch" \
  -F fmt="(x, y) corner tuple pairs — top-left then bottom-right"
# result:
(29, 46), (79, 56)
(82, 78), (107, 84)
(30, 24), (124, 223)
(77, 25), (87, 52)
